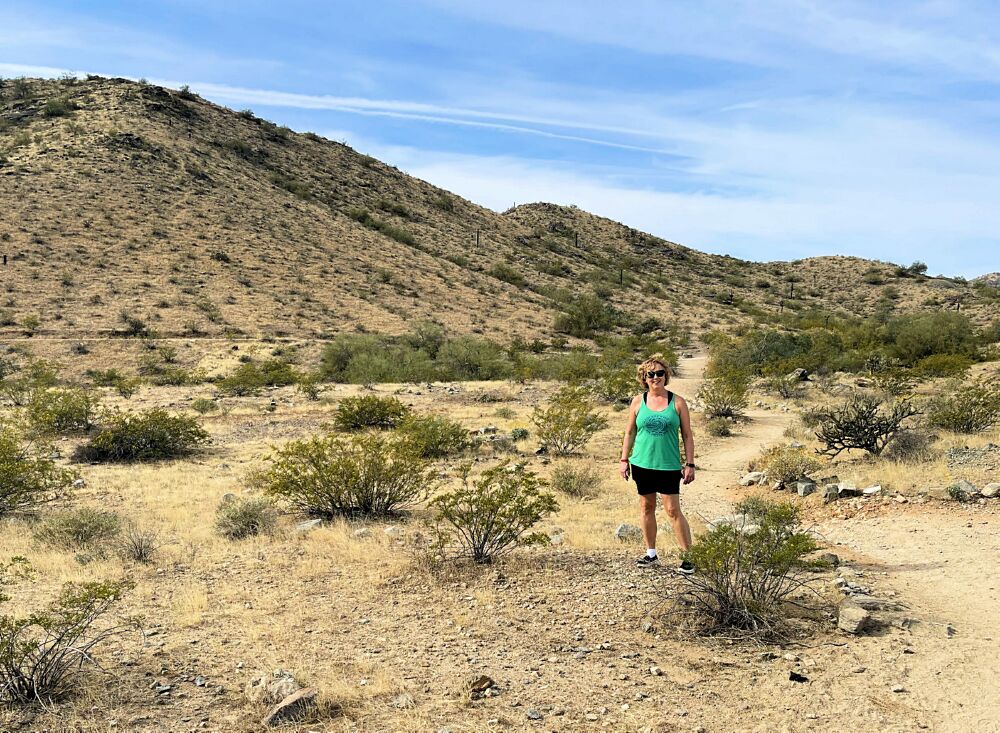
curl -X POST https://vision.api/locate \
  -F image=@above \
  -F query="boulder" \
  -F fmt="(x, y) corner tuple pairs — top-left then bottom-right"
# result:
(614, 523), (643, 543)
(837, 600), (871, 634)
(796, 480), (817, 497)
(261, 687), (318, 727)
(739, 471), (766, 486)
(837, 482), (862, 498)
(982, 483), (1000, 499)
(862, 485), (882, 496)
(294, 519), (323, 534)
(822, 484), (840, 503)
(950, 479), (977, 498)
(246, 669), (301, 705)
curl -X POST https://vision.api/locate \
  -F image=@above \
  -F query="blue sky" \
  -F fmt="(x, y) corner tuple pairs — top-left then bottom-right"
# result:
(3, 1), (999, 278)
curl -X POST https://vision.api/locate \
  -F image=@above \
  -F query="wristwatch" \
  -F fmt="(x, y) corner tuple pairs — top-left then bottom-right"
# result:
(684, 463), (695, 468)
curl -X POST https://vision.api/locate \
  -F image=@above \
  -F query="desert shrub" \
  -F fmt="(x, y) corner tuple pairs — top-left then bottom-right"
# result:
(0, 560), (135, 705)
(191, 397), (218, 414)
(947, 484), (972, 502)
(925, 379), (1000, 433)
(814, 395), (919, 457)
(885, 311), (977, 365)
(912, 353), (972, 379)
(429, 463), (557, 563)
(675, 498), (823, 638)
(882, 429), (937, 463)
(74, 409), (209, 463)
(334, 395), (410, 431)
(34, 508), (121, 554)
(115, 522), (160, 564)
(699, 374), (750, 420)
(553, 293), (618, 338)
(215, 497), (277, 539)
(488, 262), (527, 288)
(259, 433), (435, 517)
(550, 461), (602, 498)
(592, 361), (636, 405)
(296, 373), (321, 400)
(397, 414), (469, 458)
(0, 360), (59, 406)
(531, 386), (608, 456)
(706, 418), (732, 437)
(218, 359), (299, 396)
(0, 430), (76, 516)
(436, 337), (512, 381)
(86, 368), (128, 387)
(494, 407), (516, 420)
(510, 427), (529, 441)
(26, 388), (100, 435)
(760, 376), (802, 399)
(871, 368), (916, 397)
(752, 445), (822, 484)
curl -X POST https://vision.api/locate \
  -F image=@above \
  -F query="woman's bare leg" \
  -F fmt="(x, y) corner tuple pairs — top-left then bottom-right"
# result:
(661, 494), (692, 551)
(639, 494), (658, 551)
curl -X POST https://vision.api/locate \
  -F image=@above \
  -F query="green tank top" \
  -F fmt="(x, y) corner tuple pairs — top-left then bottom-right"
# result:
(629, 391), (682, 471)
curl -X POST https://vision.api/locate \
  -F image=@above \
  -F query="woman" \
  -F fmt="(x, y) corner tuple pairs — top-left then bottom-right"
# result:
(619, 354), (696, 572)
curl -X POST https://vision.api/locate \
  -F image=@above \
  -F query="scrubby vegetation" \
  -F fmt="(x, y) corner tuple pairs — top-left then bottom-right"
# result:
(751, 445), (823, 484)
(74, 409), (209, 462)
(698, 374), (750, 420)
(334, 395), (411, 431)
(531, 386), (608, 455)
(675, 498), (823, 639)
(429, 463), (557, 563)
(925, 378), (1000, 433)
(550, 461), (603, 498)
(218, 358), (300, 396)
(215, 496), (277, 539)
(814, 395), (918, 457)
(397, 414), (469, 458)
(26, 387), (100, 435)
(0, 429), (76, 516)
(258, 433), (435, 517)
(33, 507), (121, 554)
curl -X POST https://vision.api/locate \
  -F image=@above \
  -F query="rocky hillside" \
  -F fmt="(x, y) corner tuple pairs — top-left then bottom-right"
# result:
(0, 76), (995, 346)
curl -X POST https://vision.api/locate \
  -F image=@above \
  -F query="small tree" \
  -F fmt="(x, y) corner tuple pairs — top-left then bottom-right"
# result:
(531, 386), (608, 455)
(429, 463), (557, 563)
(674, 498), (824, 639)
(814, 395), (918, 457)
(0, 429), (76, 516)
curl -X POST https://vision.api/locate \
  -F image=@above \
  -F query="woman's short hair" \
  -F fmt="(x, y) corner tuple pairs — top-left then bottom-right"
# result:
(637, 354), (672, 390)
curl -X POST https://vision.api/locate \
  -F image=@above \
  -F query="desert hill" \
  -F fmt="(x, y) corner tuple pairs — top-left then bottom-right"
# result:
(1, 75), (996, 350)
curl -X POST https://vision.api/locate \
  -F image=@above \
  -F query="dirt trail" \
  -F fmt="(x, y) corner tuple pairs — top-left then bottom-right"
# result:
(676, 353), (1000, 732)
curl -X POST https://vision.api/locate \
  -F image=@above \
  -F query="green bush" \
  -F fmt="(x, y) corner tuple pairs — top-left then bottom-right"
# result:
(554, 293), (618, 338)
(74, 409), (209, 462)
(429, 463), (557, 563)
(191, 397), (218, 414)
(550, 461), (602, 498)
(531, 386), (608, 456)
(510, 427), (530, 441)
(676, 498), (823, 638)
(33, 508), (121, 553)
(259, 433), (435, 517)
(334, 395), (410, 431)
(0, 429), (76, 516)
(26, 388), (100, 435)
(397, 414), (469, 458)
(219, 359), (299, 396)
(215, 497), (277, 539)
(814, 395), (918, 457)
(925, 379), (1000, 433)
(698, 374), (750, 420)
(592, 362), (636, 405)
(751, 445), (822, 484)
(436, 337), (512, 381)
(912, 353), (973, 379)
(488, 263), (527, 288)
(706, 418), (732, 437)
(885, 311), (977, 365)
(0, 560), (135, 704)
(0, 360), (59, 406)
(882, 429), (937, 463)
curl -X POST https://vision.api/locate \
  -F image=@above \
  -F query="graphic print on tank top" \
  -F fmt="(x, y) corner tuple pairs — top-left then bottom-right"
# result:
(642, 412), (671, 436)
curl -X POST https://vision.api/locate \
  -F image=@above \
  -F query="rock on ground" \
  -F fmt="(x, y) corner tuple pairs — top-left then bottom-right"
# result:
(261, 687), (319, 727)
(837, 600), (872, 634)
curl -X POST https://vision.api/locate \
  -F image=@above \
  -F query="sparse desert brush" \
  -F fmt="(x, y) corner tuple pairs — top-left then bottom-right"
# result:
(706, 417), (733, 437)
(190, 397), (218, 414)
(0, 428), (76, 516)
(115, 521), (160, 564)
(591, 361), (636, 406)
(0, 359), (59, 406)
(334, 395), (411, 431)
(429, 462), (557, 563)
(550, 461), (602, 498)
(925, 379), (1000, 433)
(435, 336), (512, 381)
(674, 498), (824, 639)
(218, 358), (299, 396)
(215, 496), (277, 539)
(259, 433), (435, 518)
(510, 427), (529, 441)
(912, 353), (973, 379)
(752, 445), (823, 484)
(26, 387), (100, 435)
(881, 429), (938, 463)
(531, 386), (608, 456)
(33, 507), (121, 554)
(0, 559), (135, 705)
(397, 414), (469, 458)
(698, 373), (750, 420)
(74, 409), (209, 462)
(814, 394), (919, 457)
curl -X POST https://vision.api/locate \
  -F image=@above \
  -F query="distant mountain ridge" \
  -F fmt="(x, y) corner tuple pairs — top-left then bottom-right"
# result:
(0, 75), (995, 346)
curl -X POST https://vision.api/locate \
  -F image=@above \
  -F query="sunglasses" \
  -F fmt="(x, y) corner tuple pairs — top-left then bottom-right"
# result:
(646, 369), (666, 379)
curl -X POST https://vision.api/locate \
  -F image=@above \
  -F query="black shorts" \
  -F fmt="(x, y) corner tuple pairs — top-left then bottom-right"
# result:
(630, 464), (682, 496)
